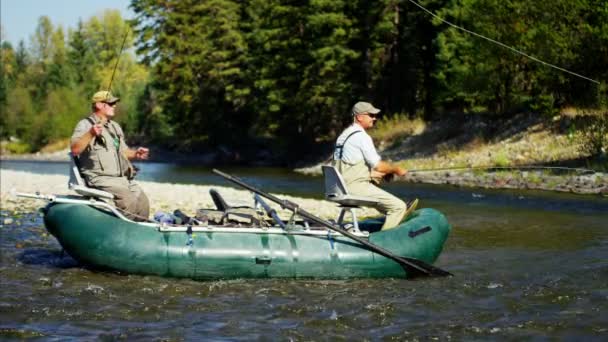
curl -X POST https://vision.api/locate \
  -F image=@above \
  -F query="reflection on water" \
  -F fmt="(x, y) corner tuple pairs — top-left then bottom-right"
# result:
(1, 161), (607, 339)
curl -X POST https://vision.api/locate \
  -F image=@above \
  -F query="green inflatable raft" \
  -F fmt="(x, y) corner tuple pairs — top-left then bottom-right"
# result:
(43, 200), (451, 280)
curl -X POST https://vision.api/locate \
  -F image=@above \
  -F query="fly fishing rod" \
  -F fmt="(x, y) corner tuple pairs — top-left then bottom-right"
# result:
(106, 27), (130, 94)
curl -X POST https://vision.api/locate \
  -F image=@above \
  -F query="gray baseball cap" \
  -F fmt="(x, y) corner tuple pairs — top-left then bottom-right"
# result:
(351, 102), (381, 116)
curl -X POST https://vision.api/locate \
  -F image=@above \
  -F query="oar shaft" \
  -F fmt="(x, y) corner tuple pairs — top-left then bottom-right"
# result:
(254, 194), (286, 229)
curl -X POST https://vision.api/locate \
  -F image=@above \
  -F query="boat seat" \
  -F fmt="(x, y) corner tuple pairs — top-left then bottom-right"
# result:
(68, 153), (114, 200)
(322, 165), (379, 233)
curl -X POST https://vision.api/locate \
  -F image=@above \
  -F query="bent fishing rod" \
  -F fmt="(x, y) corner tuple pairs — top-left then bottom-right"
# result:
(212, 169), (452, 278)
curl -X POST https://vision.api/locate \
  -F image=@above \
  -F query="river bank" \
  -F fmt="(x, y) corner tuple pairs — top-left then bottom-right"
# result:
(296, 113), (608, 196)
(296, 164), (608, 196)
(2, 151), (606, 196)
(0, 169), (377, 220)
(2, 113), (606, 196)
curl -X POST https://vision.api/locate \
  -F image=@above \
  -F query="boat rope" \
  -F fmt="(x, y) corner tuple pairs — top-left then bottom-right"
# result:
(408, 165), (598, 175)
(405, 0), (600, 85)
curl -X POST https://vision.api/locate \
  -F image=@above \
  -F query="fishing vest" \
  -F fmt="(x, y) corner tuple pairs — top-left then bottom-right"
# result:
(333, 131), (372, 185)
(78, 115), (132, 180)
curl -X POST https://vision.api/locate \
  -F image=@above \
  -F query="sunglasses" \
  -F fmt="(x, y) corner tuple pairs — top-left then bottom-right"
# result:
(358, 113), (379, 118)
(103, 102), (117, 107)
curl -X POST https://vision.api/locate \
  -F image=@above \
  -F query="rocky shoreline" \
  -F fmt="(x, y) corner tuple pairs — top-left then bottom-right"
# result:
(3, 150), (607, 196)
(295, 164), (608, 196)
(0, 169), (377, 220)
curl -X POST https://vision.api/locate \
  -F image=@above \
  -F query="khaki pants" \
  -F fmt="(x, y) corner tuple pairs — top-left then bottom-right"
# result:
(348, 181), (406, 230)
(87, 175), (150, 221)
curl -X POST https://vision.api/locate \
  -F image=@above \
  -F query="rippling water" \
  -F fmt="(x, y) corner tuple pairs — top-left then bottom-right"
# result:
(2, 202), (607, 339)
(1, 162), (607, 339)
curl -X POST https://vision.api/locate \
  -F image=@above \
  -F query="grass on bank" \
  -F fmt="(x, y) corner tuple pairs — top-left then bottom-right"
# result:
(370, 112), (607, 173)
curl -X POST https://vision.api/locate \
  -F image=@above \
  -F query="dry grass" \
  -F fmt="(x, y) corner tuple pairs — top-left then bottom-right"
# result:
(40, 138), (70, 153)
(396, 119), (586, 172)
(370, 115), (426, 144)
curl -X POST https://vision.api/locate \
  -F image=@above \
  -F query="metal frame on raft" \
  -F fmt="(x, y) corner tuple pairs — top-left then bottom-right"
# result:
(14, 190), (370, 237)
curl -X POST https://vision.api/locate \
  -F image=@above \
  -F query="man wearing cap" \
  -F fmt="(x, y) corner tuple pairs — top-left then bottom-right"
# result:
(332, 101), (418, 230)
(70, 90), (150, 221)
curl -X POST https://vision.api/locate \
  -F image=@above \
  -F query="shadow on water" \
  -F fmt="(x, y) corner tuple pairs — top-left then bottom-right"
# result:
(18, 249), (79, 269)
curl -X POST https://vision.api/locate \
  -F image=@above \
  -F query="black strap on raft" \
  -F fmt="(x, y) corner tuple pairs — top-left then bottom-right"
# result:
(409, 226), (432, 238)
(334, 131), (361, 160)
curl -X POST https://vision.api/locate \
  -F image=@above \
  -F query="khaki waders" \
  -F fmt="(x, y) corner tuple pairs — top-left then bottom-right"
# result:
(332, 160), (406, 230)
(75, 116), (150, 221)
(87, 175), (150, 221)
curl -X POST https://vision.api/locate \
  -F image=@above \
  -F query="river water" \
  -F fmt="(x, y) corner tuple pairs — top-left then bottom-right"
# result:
(1, 161), (607, 340)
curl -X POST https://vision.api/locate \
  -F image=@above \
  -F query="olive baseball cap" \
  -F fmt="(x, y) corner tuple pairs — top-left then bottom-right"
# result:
(91, 90), (120, 104)
(351, 101), (380, 116)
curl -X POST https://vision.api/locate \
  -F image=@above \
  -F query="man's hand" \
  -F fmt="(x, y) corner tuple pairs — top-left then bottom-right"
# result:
(394, 167), (407, 177)
(375, 161), (407, 177)
(134, 147), (149, 160)
(89, 123), (103, 136)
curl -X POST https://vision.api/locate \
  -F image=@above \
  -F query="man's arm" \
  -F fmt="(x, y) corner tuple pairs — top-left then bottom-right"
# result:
(71, 123), (103, 156)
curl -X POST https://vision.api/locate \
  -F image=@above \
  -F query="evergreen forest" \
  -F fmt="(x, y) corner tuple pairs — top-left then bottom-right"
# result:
(1, 0), (606, 160)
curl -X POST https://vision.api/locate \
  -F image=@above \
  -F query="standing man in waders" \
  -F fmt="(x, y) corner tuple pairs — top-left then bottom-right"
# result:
(70, 90), (150, 221)
(332, 101), (418, 230)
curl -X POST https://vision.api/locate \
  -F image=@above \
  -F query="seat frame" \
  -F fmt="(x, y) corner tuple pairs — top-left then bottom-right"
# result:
(68, 153), (114, 200)
(322, 165), (379, 233)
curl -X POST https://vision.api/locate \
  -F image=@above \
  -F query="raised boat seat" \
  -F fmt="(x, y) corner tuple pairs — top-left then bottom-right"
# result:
(68, 153), (114, 200)
(322, 165), (379, 233)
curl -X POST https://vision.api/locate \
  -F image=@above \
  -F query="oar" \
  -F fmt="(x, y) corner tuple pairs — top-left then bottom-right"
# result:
(212, 169), (452, 278)
(254, 194), (287, 229)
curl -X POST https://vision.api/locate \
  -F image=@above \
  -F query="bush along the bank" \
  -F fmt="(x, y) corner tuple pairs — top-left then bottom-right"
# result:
(579, 113), (608, 159)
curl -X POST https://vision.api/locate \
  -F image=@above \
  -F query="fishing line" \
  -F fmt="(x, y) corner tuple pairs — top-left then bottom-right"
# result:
(408, 165), (598, 175)
(405, 0), (600, 85)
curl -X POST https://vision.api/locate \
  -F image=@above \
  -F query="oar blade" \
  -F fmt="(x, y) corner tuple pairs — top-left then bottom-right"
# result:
(400, 256), (453, 278)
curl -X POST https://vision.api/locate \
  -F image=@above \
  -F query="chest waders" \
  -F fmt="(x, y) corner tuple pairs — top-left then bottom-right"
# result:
(332, 130), (407, 230)
(333, 131), (372, 185)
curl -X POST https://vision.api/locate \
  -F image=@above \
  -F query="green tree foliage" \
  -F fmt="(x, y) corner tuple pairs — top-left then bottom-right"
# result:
(68, 20), (99, 94)
(245, 0), (359, 144)
(132, 0), (250, 147)
(434, 0), (605, 115)
(0, 10), (148, 150)
(2, 1), (607, 158)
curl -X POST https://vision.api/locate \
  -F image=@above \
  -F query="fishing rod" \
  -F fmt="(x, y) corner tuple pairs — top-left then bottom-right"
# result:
(106, 27), (131, 95)
(407, 165), (598, 175)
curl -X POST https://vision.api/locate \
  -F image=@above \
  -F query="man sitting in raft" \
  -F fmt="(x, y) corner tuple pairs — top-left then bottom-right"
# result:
(332, 101), (418, 230)
(70, 91), (150, 221)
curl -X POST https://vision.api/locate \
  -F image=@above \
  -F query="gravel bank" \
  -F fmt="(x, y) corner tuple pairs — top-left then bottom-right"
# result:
(0, 169), (379, 220)
(296, 165), (608, 196)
